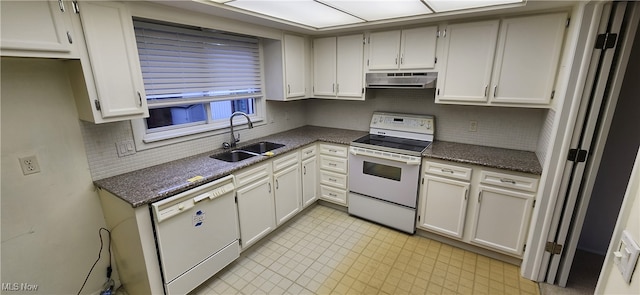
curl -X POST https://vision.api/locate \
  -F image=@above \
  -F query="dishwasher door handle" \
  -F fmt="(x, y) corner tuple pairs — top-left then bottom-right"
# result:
(193, 192), (212, 203)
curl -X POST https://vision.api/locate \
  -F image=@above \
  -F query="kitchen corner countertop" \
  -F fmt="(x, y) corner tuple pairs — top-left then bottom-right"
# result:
(424, 141), (543, 175)
(94, 126), (367, 208)
(95, 126), (542, 208)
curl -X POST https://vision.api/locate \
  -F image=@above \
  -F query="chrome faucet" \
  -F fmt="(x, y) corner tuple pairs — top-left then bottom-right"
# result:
(224, 112), (254, 149)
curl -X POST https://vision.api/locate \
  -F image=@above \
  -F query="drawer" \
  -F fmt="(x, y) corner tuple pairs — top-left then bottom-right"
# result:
(424, 160), (472, 181)
(320, 170), (347, 189)
(319, 143), (348, 158)
(301, 144), (317, 160)
(320, 185), (347, 205)
(479, 170), (539, 193)
(273, 151), (299, 172)
(234, 162), (272, 187)
(320, 155), (348, 174)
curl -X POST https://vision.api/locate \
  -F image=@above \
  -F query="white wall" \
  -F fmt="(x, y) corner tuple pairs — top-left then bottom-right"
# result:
(305, 88), (545, 151)
(595, 147), (640, 294)
(1, 58), (114, 294)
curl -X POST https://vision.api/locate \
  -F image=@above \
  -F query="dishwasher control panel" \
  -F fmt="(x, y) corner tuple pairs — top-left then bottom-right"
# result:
(152, 175), (235, 223)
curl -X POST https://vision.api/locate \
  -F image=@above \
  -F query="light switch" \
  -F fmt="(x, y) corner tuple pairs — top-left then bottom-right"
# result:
(116, 140), (136, 157)
(614, 230), (640, 283)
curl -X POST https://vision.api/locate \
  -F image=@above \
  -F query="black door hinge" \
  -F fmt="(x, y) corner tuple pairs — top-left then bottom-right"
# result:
(595, 33), (618, 50)
(545, 242), (563, 255)
(568, 148), (588, 163)
(94, 99), (101, 111)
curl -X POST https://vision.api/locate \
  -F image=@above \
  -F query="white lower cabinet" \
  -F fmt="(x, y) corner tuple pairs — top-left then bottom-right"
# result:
(318, 143), (349, 206)
(235, 163), (276, 250)
(418, 175), (469, 239)
(470, 183), (535, 256)
(417, 159), (538, 257)
(273, 152), (302, 225)
(301, 145), (318, 208)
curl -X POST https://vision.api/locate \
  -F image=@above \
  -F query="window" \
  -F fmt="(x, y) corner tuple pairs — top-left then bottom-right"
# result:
(131, 19), (264, 146)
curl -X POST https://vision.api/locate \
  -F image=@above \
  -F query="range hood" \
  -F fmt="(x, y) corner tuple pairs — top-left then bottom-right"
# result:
(365, 72), (437, 89)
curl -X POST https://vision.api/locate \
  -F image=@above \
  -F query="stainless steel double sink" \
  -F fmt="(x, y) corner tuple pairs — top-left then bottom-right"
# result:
(211, 142), (285, 162)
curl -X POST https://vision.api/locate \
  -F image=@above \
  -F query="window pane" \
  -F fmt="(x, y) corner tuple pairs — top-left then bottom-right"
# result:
(146, 104), (206, 129)
(210, 98), (255, 120)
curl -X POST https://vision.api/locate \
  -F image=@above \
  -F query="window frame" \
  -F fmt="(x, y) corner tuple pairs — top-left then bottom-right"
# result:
(130, 23), (268, 151)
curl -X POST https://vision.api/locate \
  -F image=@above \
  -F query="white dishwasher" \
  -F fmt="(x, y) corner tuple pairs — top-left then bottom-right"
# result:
(151, 175), (239, 295)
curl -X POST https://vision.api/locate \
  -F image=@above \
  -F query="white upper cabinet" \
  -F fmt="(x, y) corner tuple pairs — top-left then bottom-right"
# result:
(368, 30), (400, 70)
(490, 13), (568, 105)
(436, 20), (499, 103)
(1, 0), (77, 58)
(69, 1), (149, 123)
(264, 34), (310, 101)
(400, 26), (438, 69)
(436, 13), (568, 107)
(313, 37), (337, 97)
(313, 34), (364, 99)
(368, 26), (437, 71)
(283, 34), (307, 98)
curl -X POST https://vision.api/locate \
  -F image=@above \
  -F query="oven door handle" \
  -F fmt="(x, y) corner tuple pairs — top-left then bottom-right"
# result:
(350, 147), (421, 165)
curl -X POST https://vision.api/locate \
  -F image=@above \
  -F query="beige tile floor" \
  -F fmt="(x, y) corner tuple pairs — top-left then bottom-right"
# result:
(191, 204), (540, 295)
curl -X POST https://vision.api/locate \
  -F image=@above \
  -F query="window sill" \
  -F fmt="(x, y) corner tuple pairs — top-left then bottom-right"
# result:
(131, 116), (265, 151)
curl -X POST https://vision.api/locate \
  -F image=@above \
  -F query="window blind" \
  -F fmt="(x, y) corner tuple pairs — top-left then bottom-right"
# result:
(133, 20), (262, 108)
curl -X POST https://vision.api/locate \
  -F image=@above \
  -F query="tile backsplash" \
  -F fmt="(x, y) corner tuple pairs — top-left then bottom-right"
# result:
(82, 89), (546, 180)
(306, 89), (545, 151)
(82, 100), (306, 180)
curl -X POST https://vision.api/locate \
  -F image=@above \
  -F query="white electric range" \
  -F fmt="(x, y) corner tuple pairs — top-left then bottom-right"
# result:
(348, 112), (435, 234)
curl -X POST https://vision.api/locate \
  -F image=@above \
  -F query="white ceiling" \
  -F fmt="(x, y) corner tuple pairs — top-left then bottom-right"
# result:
(150, 0), (576, 35)
(218, 0), (524, 29)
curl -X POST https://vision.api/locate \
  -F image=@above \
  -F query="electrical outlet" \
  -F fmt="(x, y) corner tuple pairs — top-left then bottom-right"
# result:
(19, 155), (41, 175)
(469, 120), (478, 132)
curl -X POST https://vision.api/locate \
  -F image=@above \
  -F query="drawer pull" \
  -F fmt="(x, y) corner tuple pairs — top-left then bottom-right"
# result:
(328, 149), (338, 153)
(500, 178), (516, 184)
(441, 168), (455, 174)
(328, 163), (337, 167)
(306, 150), (313, 155)
(328, 178), (337, 182)
(329, 193), (337, 197)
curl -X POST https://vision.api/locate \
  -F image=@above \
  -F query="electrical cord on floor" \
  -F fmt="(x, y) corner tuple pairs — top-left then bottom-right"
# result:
(77, 228), (112, 295)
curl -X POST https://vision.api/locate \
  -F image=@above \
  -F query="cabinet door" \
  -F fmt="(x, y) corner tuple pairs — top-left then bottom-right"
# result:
(77, 1), (148, 120)
(470, 185), (534, 256)
(302, 156), (318, 208)
(283, 34), (306, 98)
(368, 30), (401, 70)
(313, 37), (337, 96)
(400, 26), (437, 69)
(436, 20), (499, 103)
(336, 34), (364, 98)
(490, 13), (567, 105)
(1, 0), (74, 57)
(418, 175), (469, 239)
(236, 177), (276, 249)
(274, 164), (302, 225)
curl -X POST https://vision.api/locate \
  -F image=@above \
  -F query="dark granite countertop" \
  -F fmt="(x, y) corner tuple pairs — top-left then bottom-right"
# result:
(424, 141), (542, 175)
(94, 126), (367, 207)
(95, 126), (542, 208)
